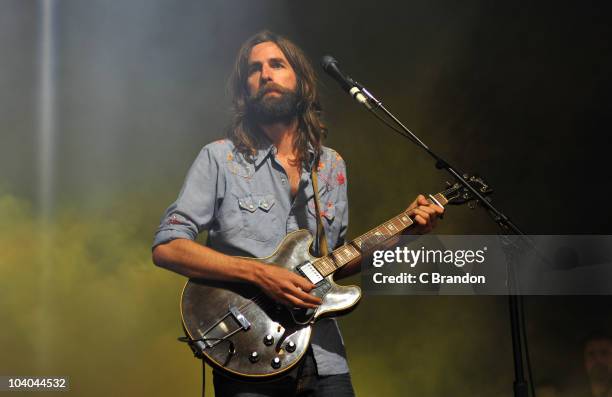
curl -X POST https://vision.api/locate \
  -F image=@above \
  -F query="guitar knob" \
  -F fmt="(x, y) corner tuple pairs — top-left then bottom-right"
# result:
(263, 335), (274, 346)
(271, 357), (281, 369)
(249, 351), (259, 363)
(285, 341), (296, 353)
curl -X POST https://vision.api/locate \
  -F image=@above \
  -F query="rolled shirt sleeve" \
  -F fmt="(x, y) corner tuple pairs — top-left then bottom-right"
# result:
(152, 146), (222, 249)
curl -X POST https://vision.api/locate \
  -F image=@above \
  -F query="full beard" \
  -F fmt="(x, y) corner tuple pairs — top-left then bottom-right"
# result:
(246, 84), (299, 124)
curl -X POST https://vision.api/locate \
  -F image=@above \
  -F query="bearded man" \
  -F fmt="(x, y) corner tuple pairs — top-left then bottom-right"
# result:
(152, 30), (443, 396)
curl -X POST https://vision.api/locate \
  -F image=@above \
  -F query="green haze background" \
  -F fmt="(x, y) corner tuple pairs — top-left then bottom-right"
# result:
(2, 1), (611, 396)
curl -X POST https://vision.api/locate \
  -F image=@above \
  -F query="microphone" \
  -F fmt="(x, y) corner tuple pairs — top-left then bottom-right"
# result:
(321, 55), (371, 109)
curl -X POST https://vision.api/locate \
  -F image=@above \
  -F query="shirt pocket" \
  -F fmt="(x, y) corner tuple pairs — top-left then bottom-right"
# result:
(237, 194), (280, 242)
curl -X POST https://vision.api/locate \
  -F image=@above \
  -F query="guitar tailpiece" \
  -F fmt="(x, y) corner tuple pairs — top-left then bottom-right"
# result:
(177, 336), (236, 360)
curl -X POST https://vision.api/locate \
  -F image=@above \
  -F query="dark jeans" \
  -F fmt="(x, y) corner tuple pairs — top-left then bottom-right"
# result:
(212, 347), (355, 397)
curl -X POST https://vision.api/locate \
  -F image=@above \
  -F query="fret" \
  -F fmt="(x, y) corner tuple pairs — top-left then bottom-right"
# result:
(356, 233), (369, 250)
(387, 218), (398, 232)
(384, 220), (398, 234)
(326, 251), (340, 270)
(361, 229), (384, 250)
(315, 257), (336, 276)
(343, 244), (360, 261)
(315, 257), (334, 275)
(373, 227), (387, 241)
(427, 193), (448, 208)
(323, 257), (337, 277)
(308, 190), (447, 279)
(324, 257), (337, 271)
(434, 193), (448, 206)
(398, 212), (413, 228)
(333, 250), (346, 264)
(398, 217), (408, 229)
(391, 217), (404, 231)
(348, 245), (361, 259)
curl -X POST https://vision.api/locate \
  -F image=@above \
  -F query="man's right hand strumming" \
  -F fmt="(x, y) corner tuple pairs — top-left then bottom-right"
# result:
(251, 261), (322, 309)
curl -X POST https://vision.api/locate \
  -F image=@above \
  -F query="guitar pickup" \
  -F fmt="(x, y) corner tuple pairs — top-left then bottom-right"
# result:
(229, 306), (251, 331)
(298, 262), (324, 284)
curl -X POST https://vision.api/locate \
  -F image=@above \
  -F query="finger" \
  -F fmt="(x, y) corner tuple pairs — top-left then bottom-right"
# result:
(426, 204), (442, 225)
(418, 205), (437, 216)
(421, 206), (441, 224)
(414, 214), (428, 226)
(284, 293), (319, 309)
(290, 274), (316, 291)
(265, 290), (296, 309)
(417, 194), (429, 206)
(291, 286), (322, 305)
(412, 209), (430, 224)
(432, 203), (445, 214)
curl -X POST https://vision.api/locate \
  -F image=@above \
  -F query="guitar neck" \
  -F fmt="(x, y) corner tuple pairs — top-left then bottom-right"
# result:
(311, 192), (449, 277)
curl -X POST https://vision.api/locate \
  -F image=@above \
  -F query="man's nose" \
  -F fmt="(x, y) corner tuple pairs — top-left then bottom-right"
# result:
(260, 64), (273, 83)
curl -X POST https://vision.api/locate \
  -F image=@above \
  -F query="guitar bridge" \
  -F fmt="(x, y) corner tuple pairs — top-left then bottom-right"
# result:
(194, 305), (252, 349)
(229, 305), (251, 331)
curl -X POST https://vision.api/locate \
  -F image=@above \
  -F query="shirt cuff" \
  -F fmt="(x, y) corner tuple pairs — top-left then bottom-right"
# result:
(152, 228), (195, 250)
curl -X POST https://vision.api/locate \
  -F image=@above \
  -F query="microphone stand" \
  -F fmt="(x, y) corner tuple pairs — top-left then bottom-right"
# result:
(356, 83), (533, 397)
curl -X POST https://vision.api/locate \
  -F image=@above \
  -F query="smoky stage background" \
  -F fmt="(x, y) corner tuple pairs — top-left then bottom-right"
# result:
(1, 1), (611, 395)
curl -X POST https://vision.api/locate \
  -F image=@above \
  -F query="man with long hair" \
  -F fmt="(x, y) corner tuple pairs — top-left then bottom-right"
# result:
(152, 30), (443, 396)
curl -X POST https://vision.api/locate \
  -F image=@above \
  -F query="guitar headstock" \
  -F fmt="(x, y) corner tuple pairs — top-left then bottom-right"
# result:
(443, 174), (493, 206)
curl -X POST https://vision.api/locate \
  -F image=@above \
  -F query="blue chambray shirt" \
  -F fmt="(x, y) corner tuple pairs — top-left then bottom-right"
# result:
(153, 138), (350, 375)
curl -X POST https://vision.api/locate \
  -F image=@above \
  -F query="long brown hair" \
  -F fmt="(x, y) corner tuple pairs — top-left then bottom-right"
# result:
(227, 30), (327, 164)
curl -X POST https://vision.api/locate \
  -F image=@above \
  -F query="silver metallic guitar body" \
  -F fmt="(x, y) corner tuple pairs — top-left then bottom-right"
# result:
(180, 230), (361, 379)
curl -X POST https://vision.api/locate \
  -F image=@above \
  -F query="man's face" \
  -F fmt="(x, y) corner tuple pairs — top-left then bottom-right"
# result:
(245, 41), (299, 123)
(585, 338), (612, 383)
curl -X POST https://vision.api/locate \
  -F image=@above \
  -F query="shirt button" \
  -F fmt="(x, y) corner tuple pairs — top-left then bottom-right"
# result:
(281, 178), (286, 184)
(248, 204), (254, 210)
(262, 202), (268, 209)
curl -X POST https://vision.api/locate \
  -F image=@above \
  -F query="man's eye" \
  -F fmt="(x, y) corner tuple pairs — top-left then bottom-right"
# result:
(271, 62), (283, 68)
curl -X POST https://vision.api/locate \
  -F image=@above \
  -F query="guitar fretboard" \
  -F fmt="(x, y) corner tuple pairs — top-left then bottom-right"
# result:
(312, 192), (448, 277)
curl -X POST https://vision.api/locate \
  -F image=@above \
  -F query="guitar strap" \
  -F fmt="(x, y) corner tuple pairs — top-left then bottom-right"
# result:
(311, 166), (330, 256)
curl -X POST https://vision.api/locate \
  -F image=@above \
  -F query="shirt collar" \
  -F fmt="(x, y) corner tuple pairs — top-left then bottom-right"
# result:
(252, 135), (276, 168)
(252, 135), (318, 170)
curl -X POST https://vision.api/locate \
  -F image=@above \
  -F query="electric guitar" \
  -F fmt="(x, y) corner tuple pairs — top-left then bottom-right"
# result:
(180, 175), (492, 379)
